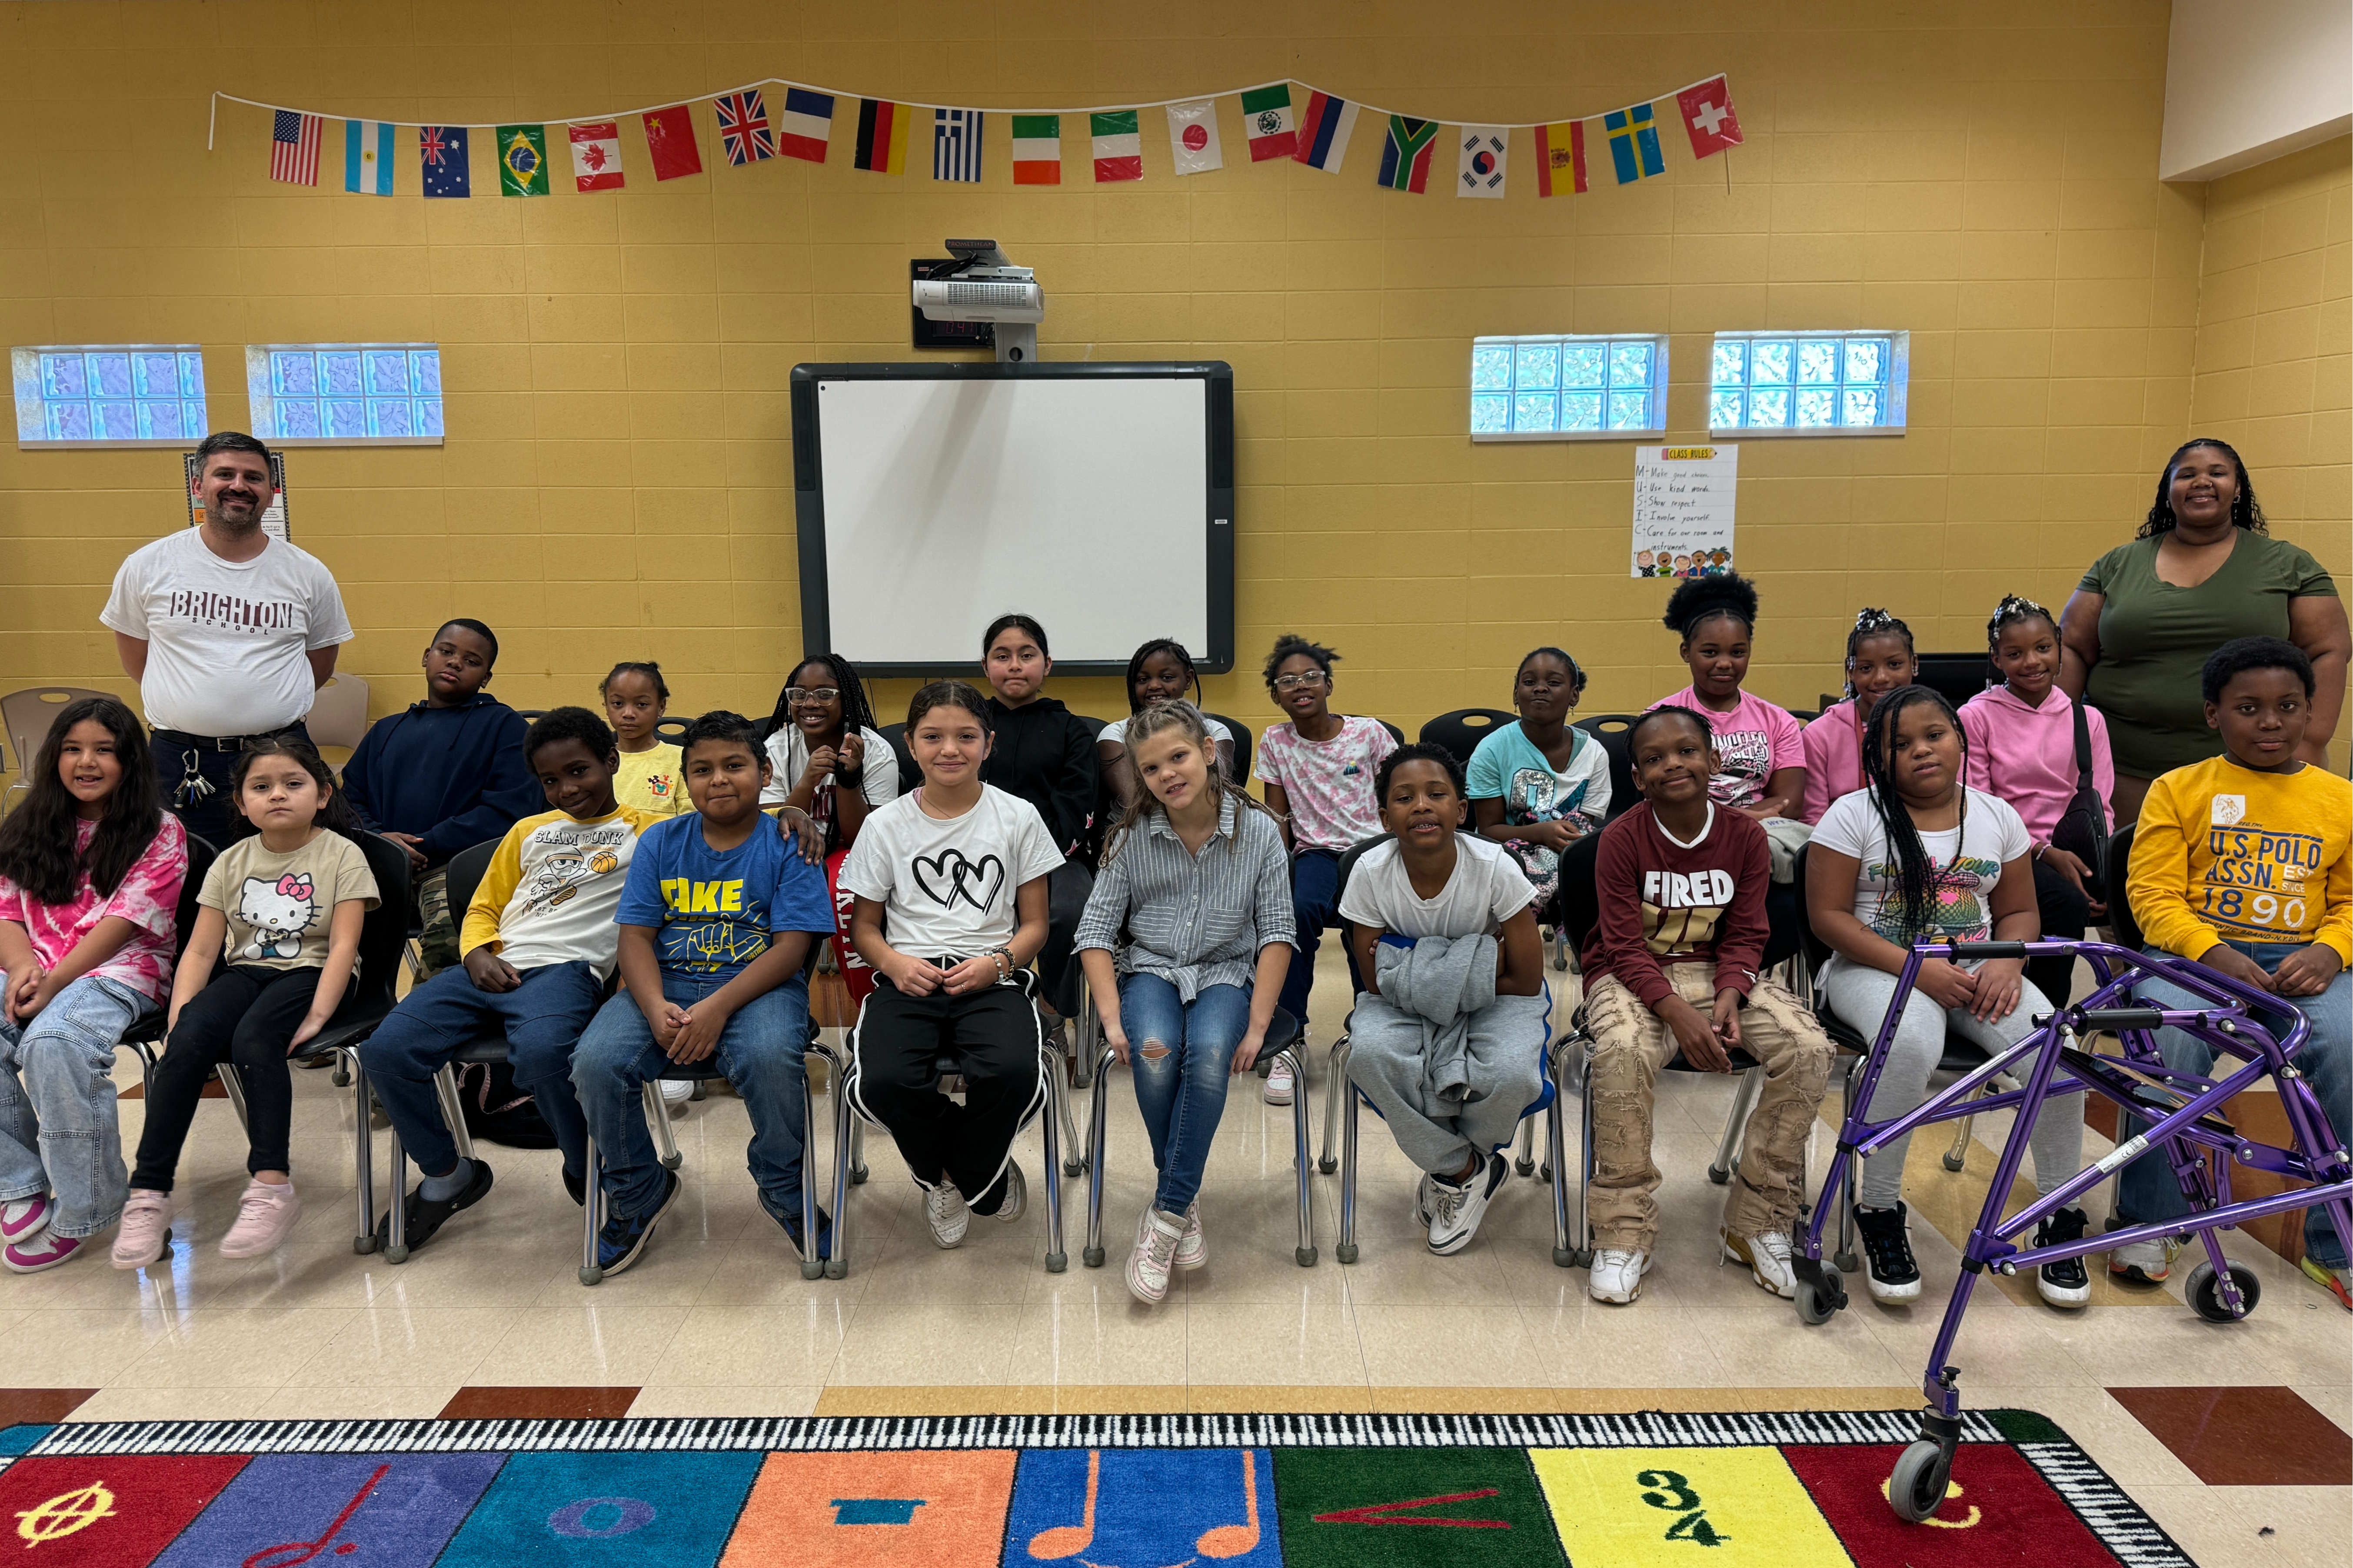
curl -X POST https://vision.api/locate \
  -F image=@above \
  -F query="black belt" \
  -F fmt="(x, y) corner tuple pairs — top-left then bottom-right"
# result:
(153, 725), (302, 754)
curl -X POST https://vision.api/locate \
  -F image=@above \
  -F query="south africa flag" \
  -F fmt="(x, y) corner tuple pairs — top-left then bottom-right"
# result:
(1377, 116), (1439, 193)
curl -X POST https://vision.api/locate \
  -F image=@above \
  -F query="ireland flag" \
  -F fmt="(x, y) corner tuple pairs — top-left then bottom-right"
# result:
(1012, 115), (1061, 185)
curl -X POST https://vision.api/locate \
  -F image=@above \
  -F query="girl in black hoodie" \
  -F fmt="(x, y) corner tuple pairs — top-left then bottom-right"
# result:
(978, 615), (1101, 1016)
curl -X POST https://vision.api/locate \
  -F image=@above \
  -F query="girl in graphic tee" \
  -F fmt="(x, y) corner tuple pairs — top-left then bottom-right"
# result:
(1648, 574), (1806, 820)
(841, 681), (1064, 1250)
(1468, 646), (1612, 912)
(115, 737), (380, 1269)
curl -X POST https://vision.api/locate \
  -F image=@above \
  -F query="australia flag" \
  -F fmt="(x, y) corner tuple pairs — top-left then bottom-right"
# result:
(420, 125), (471, 198)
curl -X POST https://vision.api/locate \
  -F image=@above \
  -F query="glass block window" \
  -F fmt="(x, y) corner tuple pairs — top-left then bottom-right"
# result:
(1471, 333), (1667, 441)
(13, 345), (208, 447)
(246, 344), (443, 445)
(1709, 330), (1907, 435)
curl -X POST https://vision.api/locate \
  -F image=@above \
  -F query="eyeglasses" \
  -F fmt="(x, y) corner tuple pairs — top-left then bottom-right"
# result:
(785, 688), (840, 706)
(1271, 672), (1327, 691)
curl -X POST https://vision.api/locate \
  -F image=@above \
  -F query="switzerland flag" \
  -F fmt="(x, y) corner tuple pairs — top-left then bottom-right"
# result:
(1676, 76), (1744, 158)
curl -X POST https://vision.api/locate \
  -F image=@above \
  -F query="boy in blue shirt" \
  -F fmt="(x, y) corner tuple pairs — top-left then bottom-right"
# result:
(572, 711), (838, 1276)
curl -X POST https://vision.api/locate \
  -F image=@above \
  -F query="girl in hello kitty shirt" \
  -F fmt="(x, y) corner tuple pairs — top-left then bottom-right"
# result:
(115, 737), (379, 1267)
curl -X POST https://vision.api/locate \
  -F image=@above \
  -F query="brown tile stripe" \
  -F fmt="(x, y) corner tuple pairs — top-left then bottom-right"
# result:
(2108, 1385), (2353, 1487)
(118, 1080), (230, 1103)
(812, 1386), (1927, 1418)
(439, 1387), (640, 1420)
(0, 1390), (96, 1425)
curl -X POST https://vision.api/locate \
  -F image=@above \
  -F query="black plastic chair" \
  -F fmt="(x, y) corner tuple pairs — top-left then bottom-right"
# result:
(1912, 654), (1995, 711)
(513, 709), (549, 722)
(654, 717), (689, 745)
(1572, 714), (1639, 824)
(2106, 824), (2142, 953)
(1199, 711), (1254, 785)
(1418, 709), (1516, 768)
(1370, 718), (1406, 748)
(876, 723), (918, 795)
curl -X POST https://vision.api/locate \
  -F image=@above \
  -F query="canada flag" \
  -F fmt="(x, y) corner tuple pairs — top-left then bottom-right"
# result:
(571, 121), (624, 191)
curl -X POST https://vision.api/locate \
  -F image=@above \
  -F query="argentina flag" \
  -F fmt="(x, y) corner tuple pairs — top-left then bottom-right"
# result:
(934, 108), (983, 183)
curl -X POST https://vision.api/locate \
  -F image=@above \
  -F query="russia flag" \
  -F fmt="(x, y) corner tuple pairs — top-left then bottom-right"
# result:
(1291, 92), (1359, 173)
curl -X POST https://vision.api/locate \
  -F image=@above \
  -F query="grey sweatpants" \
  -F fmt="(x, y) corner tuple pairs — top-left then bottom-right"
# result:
(1820, 961), (2083, 1209)
(1345, 994), (1548, 1176)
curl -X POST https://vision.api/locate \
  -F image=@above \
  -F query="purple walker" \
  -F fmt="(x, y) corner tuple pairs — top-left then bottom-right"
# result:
(1787, 936), (2353, 1523)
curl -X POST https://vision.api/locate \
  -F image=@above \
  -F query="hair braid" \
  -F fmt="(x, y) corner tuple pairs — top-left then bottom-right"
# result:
(1858, 684), (1969, 940)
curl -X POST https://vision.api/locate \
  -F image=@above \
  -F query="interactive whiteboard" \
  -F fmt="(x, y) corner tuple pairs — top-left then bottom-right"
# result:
(790, 362), (1235, 675)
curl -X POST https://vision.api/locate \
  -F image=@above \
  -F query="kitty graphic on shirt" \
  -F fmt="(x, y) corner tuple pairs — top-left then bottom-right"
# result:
(237, 872), (319, 961)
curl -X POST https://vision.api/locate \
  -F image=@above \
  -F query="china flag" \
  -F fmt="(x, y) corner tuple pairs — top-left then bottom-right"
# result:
(643, 103), (704, 179)
(1675, 76), (1744, 158)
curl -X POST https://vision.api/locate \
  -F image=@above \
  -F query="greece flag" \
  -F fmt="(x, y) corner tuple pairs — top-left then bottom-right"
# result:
(934, 108), (982, 183)
(344, 120), (395, 195)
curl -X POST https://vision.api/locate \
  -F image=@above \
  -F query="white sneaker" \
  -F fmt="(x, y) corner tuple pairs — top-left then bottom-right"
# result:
(1262, 1056), (1295, 1106)
(1411, 1173), (1435, 1229)
(991, 1161), (1027, 1224)
(922, 1179), (969, 1248)
(1427, 1152), (1507, 1256)
(2108, 1235), (2180, 1284)
(1126, 1208), (1184, 1303)
(1721, 1227), (1798, 1299)
(659, 1079), (693, 1114)
(1173, 1201), (1205, 1270)
(1589, 1247), (1652, 1304)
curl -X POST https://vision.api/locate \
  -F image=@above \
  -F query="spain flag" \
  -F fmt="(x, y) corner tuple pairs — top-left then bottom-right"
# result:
(853, 99), (909, 174)
(1532, 119), (1587, 197)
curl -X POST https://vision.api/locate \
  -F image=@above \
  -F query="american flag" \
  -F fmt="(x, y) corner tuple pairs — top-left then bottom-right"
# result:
(715, 90), (775, 166)
(933, 108), (982, 183)
(270, 110), (323, 186)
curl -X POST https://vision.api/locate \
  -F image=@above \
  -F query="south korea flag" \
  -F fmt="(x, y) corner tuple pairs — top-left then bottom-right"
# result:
(1458, 125), (1508, 198)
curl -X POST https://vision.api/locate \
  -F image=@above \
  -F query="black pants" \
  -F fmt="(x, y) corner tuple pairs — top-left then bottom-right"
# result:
(851, 975), (1043, 1207)
(2027, 855), (2093, 1009)
(1036, 858), (1094, 1018)
(131, 965), (323, 1189)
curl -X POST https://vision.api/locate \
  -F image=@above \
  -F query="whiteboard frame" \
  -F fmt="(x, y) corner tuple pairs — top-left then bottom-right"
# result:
(789, 360), (1236, 677)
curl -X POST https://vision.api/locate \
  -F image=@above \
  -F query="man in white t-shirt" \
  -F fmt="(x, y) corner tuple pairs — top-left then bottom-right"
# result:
(101, 432), (353, 844)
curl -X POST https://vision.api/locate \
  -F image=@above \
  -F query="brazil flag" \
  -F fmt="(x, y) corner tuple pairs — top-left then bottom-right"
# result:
(497, 124), (549, 196)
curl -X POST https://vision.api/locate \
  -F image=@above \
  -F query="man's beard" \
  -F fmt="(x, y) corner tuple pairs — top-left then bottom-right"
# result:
(210, 492), (264, 528)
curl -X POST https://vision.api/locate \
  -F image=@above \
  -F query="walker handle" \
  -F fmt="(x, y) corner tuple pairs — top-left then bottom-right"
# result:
(2073, 1007), (2168, 1031)
(1946, 940), (2028, 960)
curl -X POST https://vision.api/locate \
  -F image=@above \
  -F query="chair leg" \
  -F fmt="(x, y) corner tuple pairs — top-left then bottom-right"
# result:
(1335, 1083), (1362, 1264)
(351, 1056), (378, 1255)
(826, 1048), (856, 1280)
(1290, 1044), (1318, 1267)
(432, 1065), (477, 1163)
(1040, 1049), (1067, 1274)
(1709, 1066), (1761, 1185)
(1944, 1083), (1987, 1173)
(1319, 1035), (1351, 1174)
(1548, 1043), (1576, 1267)
(799, 1058), (824, 1280)
(1514, 1114), (1538, 1178)
(216, 1065), (251, 1134)
(1054, 1046), (1083, 1179)
(384, 1124), (412, 1263)
(579, 1130), (606, 1285)
(646, 1082), (682, 1170)
(849, 1120), (868, 1184)
(1083, 1048), (1112, 1268)
(1068, 974), (1095, 1090)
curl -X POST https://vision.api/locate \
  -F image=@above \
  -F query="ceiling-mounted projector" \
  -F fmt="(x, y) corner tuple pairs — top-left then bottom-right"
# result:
(913, 239), (1043, 361)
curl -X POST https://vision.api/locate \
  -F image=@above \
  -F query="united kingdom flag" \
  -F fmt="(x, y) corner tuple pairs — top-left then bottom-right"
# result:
(715, 91), (776, 166)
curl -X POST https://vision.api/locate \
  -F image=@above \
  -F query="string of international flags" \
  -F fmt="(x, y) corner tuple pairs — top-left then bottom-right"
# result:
(229, 74), (1742, 201)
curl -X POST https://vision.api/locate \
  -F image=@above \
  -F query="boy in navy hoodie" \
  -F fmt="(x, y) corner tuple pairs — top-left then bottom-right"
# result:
(340, 619), (541, 973)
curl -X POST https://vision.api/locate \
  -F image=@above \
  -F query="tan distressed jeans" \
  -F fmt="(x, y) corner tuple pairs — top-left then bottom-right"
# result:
(1584, 966), (1832, 1253)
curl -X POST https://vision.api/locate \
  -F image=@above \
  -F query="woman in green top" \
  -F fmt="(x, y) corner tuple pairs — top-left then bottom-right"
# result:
(2060, 438), (2347, 824)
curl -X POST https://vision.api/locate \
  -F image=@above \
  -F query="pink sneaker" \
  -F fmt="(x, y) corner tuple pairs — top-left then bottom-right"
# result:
(218, 1180), (301, 1259)
(4, 1232), (87, 1273)
(112, 1189), (173, 1269)
(1, 1195), (52, 1243)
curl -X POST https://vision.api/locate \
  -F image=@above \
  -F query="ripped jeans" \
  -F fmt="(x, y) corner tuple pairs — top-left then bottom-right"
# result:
(1120, 973), (1251, 1215)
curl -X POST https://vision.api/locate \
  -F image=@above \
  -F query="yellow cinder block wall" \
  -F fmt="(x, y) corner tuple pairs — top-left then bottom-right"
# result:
(0, 2), (2344, 768)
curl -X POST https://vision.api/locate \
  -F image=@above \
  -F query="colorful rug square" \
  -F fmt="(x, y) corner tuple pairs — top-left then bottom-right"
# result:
(1529, 1443), (1845, 1566)
(1008, 1447), (1278, 1567)
(1271, 1445), (1562, 1566)
(1784, 1440), (2122, 1566)
(722, 1448), (1017, 1566)
(0, 1454), (247, 1566)
(434, 1450), (763, 1567)
(150, 1452), (505, 1568)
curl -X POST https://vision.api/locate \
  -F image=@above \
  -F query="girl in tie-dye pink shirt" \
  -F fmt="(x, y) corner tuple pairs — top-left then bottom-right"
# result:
(0, 813), (187, 1006)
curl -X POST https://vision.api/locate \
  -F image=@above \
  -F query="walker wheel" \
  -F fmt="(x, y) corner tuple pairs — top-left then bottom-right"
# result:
(1794, 1279), (1836, 1325)
(579, 1265), (602, 1286)
(1707, 1163), (1731, 1186)
(1887, 1439), (1954, 1523)
(2185, 1259), (2263, 1323)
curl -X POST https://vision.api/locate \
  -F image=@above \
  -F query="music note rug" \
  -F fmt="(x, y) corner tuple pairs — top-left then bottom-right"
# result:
(0, 1410), (2196, 1567)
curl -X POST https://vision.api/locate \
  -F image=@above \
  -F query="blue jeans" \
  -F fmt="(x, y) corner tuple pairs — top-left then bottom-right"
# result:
(2117, 941), (2352, 1268)
(1121, 974), (1252, 1214)
(358, 961), (602, 1180)
(1277, 846), (1365, 1030)
(573, 972), (811, 1223)
(0, 973), (145, 1238)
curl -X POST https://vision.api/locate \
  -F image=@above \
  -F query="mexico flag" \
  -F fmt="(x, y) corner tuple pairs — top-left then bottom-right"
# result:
(1012, 115), (1061, 184)
(1240, 83), (1295, 161)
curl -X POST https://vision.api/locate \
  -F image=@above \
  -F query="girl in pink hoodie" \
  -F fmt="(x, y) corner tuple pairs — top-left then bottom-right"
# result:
(1799, 609), (1919, 824)
(1959, 595), (2116, 1006)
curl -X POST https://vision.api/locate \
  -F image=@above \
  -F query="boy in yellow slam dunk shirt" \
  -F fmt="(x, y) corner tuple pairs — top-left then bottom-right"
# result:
(2116, 637), (2350, 1306)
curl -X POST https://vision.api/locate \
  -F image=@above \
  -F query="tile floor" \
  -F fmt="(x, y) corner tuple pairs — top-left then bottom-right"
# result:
(5, 949), (2345, 1566)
